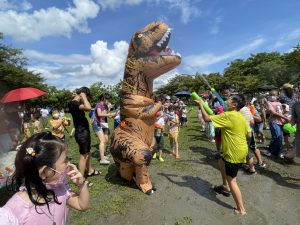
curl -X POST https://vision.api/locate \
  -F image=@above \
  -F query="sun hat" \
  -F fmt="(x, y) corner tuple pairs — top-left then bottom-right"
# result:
(282, 83), (293, 89)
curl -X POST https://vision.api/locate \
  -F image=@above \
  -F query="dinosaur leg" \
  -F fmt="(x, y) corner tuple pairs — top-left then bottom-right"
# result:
(135, 164), (153, 194)
(119, 162), (134, 181)
(131, 147), (155, 194)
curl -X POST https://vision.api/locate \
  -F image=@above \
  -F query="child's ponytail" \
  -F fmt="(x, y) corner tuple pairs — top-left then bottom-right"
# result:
(11, 132), (66, 212)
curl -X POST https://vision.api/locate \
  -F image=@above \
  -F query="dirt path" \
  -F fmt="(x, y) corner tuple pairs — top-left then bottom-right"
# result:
(94, 147), (300, 225)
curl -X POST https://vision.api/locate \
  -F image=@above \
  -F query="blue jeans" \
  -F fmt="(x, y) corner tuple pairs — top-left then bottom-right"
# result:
(268, 122), (283, 156)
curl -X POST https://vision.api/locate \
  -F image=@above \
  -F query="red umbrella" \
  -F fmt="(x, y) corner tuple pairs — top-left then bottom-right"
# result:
(0, 87), (46, 103)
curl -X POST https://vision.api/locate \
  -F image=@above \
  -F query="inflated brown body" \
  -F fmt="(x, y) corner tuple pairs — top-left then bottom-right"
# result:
(110, 21), (181, 194)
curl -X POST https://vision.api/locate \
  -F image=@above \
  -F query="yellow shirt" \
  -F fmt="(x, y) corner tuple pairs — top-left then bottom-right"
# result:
(210, 111), (251, 163)
(50, 119), (68, 138)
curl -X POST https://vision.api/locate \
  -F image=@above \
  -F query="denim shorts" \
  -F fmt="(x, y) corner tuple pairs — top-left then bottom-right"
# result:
(92, 124), (109, 134)
(254, 122), (264, 133)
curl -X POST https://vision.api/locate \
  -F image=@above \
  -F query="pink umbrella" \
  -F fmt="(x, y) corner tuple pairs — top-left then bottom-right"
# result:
(0, 87), (46, 103)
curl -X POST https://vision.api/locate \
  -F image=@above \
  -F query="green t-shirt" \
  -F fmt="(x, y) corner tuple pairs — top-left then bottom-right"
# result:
(210, 111), (251, 163)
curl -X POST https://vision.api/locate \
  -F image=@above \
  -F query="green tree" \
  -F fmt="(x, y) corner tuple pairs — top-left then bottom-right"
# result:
(0, 33), (47, 98)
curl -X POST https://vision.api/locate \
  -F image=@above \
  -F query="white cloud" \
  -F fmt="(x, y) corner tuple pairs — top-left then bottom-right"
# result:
(99, 0), (144, 9)
(153, 69), (180, 90)
(79, 40), (128, 77)
(24, 50), (92, 65)
(183, 36), (266, 70)
(274, 27), (300, 48)
(0, 0), (32, 11)
(0, 0), (100, 42)
(165, 0), (200, 24)
(210, 16), (222, 35)
(27, 40), (129, 90)
(99, 0), (200, 24)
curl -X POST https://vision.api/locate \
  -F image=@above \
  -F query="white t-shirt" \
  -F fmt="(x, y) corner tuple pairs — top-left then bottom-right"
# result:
(240, 106), (253, 126)
(40, 108), (49, 118)
(181, 108), (187, 118)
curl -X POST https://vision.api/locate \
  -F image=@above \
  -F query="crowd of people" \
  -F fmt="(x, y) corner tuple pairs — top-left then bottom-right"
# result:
(0, 82), (299, 223)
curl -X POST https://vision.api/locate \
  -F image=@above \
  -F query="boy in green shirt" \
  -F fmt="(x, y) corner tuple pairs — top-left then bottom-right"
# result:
(196, 94), (251, 215)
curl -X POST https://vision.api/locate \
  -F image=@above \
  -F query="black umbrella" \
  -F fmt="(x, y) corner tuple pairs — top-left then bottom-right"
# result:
(257, 84), (277, 91)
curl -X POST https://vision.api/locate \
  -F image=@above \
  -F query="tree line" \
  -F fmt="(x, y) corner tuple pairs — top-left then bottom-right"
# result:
(1, 33), (299, 109)
(156, 45), (300, 95)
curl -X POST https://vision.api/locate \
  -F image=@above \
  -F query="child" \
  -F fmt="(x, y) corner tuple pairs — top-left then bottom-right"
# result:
(32, 112), (43, 134)
(196, 94), (251, 215)
(50, 109), (70, 140)
(253, 100), (265, 143)
(113, 105), (121, 129)
(167, 105), (180, 160)
(179, 104), (188, 127)
(21, 110), (32, 143)
(2, 132), (90, 225)
(153, 110), (165, 162)
(240, 96), (266, 174)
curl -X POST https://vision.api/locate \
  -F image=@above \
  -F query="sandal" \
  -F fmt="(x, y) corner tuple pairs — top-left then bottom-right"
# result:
(87, 169), (102, 177)
(213, 185), (231, 197)
(233, 207), (247, 215)
(245, 168), (257, 175)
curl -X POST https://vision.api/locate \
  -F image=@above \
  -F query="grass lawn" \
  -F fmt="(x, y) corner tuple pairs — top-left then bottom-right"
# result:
(67, 106), (215, 224)
(2, 106), (298, 225)
(0, 106), (209, 224)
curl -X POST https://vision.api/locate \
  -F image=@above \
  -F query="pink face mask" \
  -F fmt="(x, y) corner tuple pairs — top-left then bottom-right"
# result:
(44, 166), (69, 189)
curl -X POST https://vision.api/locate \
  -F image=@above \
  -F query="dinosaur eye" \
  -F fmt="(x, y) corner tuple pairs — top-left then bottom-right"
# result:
(138, 33), (143, 38)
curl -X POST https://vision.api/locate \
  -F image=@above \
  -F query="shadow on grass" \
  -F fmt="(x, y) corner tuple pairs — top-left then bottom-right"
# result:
(104, 164), (139, 191)
(189, 146), (219, 171)
(190, 146), (300, 190)
(158, 172), (233, 209)
(258, 167), (300, 189)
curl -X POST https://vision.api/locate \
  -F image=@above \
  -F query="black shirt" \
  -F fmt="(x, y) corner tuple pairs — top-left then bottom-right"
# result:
(68, 100), (89, 130)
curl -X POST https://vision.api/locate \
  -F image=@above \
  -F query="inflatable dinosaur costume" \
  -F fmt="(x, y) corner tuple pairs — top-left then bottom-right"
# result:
(110, 21), (181, 194)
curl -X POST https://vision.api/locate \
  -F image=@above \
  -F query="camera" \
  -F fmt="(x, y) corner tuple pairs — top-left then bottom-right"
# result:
(75, 87), (91, 97)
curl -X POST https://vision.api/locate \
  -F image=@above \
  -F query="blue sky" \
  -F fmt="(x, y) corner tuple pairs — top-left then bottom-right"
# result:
(1, 0), (300, 90)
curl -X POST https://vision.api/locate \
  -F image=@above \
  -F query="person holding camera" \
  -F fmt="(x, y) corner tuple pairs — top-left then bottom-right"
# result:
(69, 87), (100, 183)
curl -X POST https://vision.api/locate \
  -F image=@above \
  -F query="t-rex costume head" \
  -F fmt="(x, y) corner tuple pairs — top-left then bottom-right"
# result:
(122, 21), (181, 97)
(110, 21), (181, 194)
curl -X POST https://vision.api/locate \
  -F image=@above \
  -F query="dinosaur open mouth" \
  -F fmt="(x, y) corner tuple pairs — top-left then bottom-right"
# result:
(149, 28), (181, 58)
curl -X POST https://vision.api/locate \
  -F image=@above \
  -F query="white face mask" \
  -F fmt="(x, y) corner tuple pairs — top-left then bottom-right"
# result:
(52, 113), (60, 119)
(268, 96), (277, 102)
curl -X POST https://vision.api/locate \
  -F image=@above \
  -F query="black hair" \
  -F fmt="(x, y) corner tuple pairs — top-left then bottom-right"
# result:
(231, 94), (245, 110)
(221, 84), (230, 91)
(76, 86), (91, 98)
(11, 132), (66, 212)
(282, 88), (293, 98)
(99, 93), (111, 101)
(32, 111), (41, 120)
